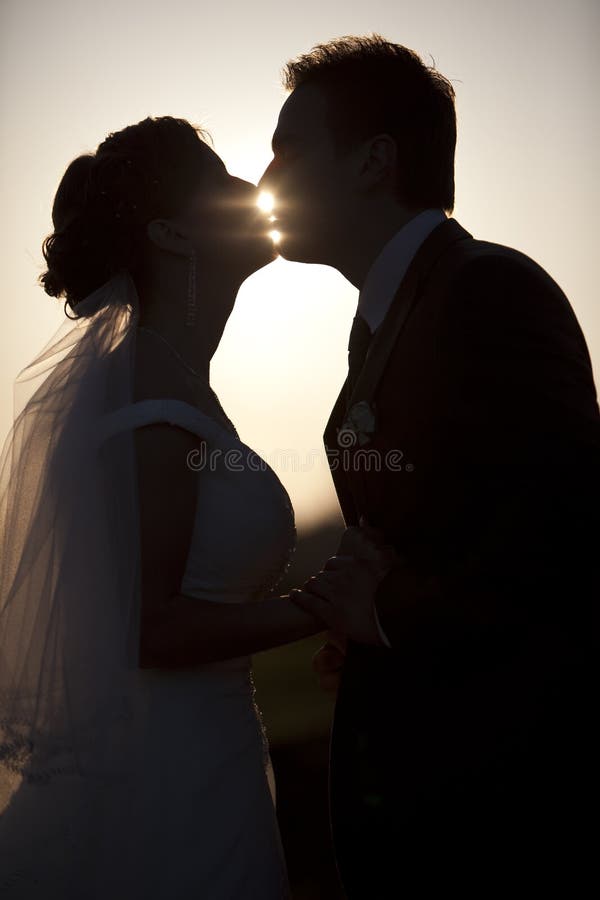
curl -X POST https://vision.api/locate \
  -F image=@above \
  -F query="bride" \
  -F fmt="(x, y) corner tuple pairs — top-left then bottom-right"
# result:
(0, 115), (390, 898)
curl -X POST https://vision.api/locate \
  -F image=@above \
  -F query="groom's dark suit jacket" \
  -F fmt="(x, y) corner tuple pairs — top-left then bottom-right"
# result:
(324, 217), (600, 894)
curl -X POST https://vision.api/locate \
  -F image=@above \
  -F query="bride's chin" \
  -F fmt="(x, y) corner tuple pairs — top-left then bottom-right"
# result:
(246, 237), (279, 274)
(223, 235), (278, 285)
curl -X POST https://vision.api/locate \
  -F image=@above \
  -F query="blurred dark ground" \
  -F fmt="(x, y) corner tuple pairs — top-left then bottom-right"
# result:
(251, 514), (348, 900)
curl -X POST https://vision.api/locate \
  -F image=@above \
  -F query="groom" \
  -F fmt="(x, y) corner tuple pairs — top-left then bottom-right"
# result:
(259, 35), (600, 897)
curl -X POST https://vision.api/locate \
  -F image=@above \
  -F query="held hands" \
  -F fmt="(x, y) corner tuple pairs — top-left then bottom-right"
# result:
(335, 519), (397, 578)
(291, 519), (399, 650)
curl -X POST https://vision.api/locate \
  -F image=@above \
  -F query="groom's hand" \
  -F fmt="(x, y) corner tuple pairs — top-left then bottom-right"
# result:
(289, 550), (395, 645)
(336, 518), (387, 563)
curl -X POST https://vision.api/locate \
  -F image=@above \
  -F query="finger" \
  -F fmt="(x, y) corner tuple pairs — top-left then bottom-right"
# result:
(304, 569), (344, 590)
(355, 515), (382, 537)
(302, 567), (340, 586)
(312, 645), (345, 675)
(321, 558), (372, 580)
(304, 573), (346, 603)
(323, 555), (356, 571)
(289, 588), (336, 626)
(338, 526), (367, 546)
(339, 526), (386, 559)
(313, 640), (343, 659)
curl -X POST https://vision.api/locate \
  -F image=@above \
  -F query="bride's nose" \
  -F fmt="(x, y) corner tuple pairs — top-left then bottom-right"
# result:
(229, 176), (262, 210)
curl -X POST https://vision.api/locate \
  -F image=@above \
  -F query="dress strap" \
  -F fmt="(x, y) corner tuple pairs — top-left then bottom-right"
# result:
(93, 398), (238, 448)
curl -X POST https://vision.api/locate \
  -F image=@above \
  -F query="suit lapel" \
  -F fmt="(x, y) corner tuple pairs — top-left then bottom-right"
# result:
(324, 377), (348, 459)
(347, 217), (472, 412)
(323, 217), (473, 524)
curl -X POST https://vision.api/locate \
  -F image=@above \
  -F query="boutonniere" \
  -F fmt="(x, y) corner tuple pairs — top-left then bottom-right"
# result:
(337, 400), (376, 447)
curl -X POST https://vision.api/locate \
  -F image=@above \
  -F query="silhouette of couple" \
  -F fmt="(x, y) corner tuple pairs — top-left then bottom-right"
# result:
(1, 33), (599, 899)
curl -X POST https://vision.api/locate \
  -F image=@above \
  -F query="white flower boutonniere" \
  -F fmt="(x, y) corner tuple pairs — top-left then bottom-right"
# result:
(337, 400), (376, 447)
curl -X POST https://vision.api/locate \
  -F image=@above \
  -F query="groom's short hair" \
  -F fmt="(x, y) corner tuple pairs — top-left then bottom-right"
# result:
(282, 34), (457, 215)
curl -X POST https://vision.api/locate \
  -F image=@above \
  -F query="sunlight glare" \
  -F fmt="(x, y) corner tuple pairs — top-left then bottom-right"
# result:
(269, 230), (281, 244)
(257, 191), (275, 213)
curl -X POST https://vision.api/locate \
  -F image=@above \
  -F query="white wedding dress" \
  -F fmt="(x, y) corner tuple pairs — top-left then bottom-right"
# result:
(0, 397), (296, 899)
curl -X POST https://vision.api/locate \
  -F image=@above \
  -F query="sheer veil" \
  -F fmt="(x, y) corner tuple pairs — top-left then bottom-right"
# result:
(0, 269), (148, 843)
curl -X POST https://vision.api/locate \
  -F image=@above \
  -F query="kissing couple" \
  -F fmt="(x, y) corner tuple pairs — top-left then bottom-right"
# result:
(1, 33), (599, 900)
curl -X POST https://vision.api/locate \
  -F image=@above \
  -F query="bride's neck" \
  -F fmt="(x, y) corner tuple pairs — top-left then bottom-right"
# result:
(136, 274), (242, 381)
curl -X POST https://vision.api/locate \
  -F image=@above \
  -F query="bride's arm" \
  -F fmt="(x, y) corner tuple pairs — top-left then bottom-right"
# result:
(141, 592), (325, 669)
(134, 418), (325, 670)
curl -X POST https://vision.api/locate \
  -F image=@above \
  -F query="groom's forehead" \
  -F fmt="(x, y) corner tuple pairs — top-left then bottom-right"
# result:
(274, 83), (331, 139)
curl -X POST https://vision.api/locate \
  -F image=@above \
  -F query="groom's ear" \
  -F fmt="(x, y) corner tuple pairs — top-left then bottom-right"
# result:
(356, 133), (397, 193)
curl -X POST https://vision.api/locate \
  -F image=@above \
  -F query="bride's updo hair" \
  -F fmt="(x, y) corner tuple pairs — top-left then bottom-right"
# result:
(39, 116), (211, 318)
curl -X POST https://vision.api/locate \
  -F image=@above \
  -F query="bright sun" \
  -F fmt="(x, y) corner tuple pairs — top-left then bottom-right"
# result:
(257, 191), (275, 213)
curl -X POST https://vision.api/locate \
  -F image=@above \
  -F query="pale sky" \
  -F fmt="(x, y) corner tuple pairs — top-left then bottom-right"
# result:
(1, 0), (598, 528)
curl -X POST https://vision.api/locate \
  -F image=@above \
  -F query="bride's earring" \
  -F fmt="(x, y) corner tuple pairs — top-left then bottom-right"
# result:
(185, 249), (197, 327)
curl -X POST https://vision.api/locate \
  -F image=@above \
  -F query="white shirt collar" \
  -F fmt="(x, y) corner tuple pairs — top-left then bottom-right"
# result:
(357, 208), (448, 332)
